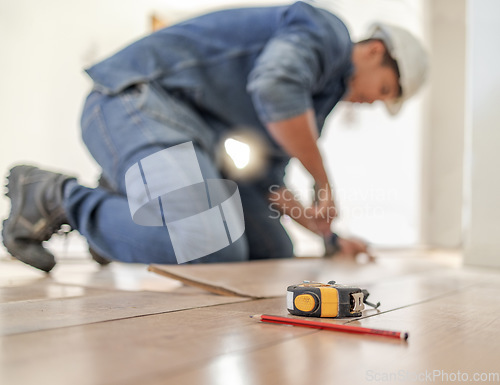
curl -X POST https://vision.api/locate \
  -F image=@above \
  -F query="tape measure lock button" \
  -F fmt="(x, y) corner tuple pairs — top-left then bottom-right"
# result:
(294, 293), (319, 312)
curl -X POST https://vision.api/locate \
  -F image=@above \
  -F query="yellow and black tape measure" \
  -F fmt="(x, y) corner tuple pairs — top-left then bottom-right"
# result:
(287, 280), (377, 318)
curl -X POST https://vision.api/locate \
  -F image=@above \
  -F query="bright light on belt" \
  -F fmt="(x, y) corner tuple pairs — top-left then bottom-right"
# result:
(224, 138), (250, 169)
(219, 129), (268, 181)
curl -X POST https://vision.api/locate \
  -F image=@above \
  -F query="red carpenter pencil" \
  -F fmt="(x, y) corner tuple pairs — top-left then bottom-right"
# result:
(250, 314), (408, 341)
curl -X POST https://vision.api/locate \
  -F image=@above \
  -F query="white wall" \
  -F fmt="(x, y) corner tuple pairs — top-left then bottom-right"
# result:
(420, 0), (465, 248)
(0, 0), (426, 258)
(463, 0), (500, 267)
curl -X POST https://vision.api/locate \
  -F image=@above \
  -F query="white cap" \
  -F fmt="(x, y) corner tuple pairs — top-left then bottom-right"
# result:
(367, 23), (428, 115)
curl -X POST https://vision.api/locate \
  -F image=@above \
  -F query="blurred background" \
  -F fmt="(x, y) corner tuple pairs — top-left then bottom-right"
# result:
(0, 0), (498, 267)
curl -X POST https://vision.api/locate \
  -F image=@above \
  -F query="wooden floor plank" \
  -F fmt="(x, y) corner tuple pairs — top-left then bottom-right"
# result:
(147, 284), (500, 385)
(0, 279), (108, 303)
(0, 298), (298, 385)
(0, 258), (51, 287)
(2, 263), (498, 385)
(0, 286), (249, 336)
(50, 261), (183, 292)
(357, 267), (499, 315)
(0, 259), (184, 292)
(149, 252), (454, 298)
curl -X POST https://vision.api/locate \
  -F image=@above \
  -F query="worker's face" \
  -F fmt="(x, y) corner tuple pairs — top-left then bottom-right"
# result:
(344, 41), (400, 105)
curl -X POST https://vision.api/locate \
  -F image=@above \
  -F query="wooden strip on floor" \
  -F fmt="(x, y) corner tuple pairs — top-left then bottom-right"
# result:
(0, 286), (249, 336)
(2, 265), (497, 385)
(149, 252), (453, 298)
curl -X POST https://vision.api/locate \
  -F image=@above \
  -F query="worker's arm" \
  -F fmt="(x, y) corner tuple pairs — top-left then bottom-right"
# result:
(266, 109), (337, 235)
(266, 109), (327, 185)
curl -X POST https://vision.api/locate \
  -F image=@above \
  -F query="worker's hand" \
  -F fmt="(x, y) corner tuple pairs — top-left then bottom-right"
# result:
(267, 185), (336, 238)
(336, 237), (376, 262)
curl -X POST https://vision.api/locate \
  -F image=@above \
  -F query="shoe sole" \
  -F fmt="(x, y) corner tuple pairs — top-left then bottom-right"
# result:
(2, 166), (56, 272)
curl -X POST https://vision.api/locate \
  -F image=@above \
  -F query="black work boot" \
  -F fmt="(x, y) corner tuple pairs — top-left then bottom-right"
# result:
(2, 165), (75, 272)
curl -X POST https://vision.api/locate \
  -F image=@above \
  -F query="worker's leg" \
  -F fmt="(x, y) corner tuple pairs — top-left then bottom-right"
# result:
(68, 82), (249, 264)
(237, 183), (294, 260)
(63, 157), (248, 265)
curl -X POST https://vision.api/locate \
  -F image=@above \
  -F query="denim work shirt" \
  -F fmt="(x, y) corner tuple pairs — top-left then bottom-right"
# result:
(86, 1), (354, 188)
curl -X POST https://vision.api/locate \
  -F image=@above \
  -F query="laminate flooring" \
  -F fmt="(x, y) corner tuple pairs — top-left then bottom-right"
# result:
(1, 249), (498, 385)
